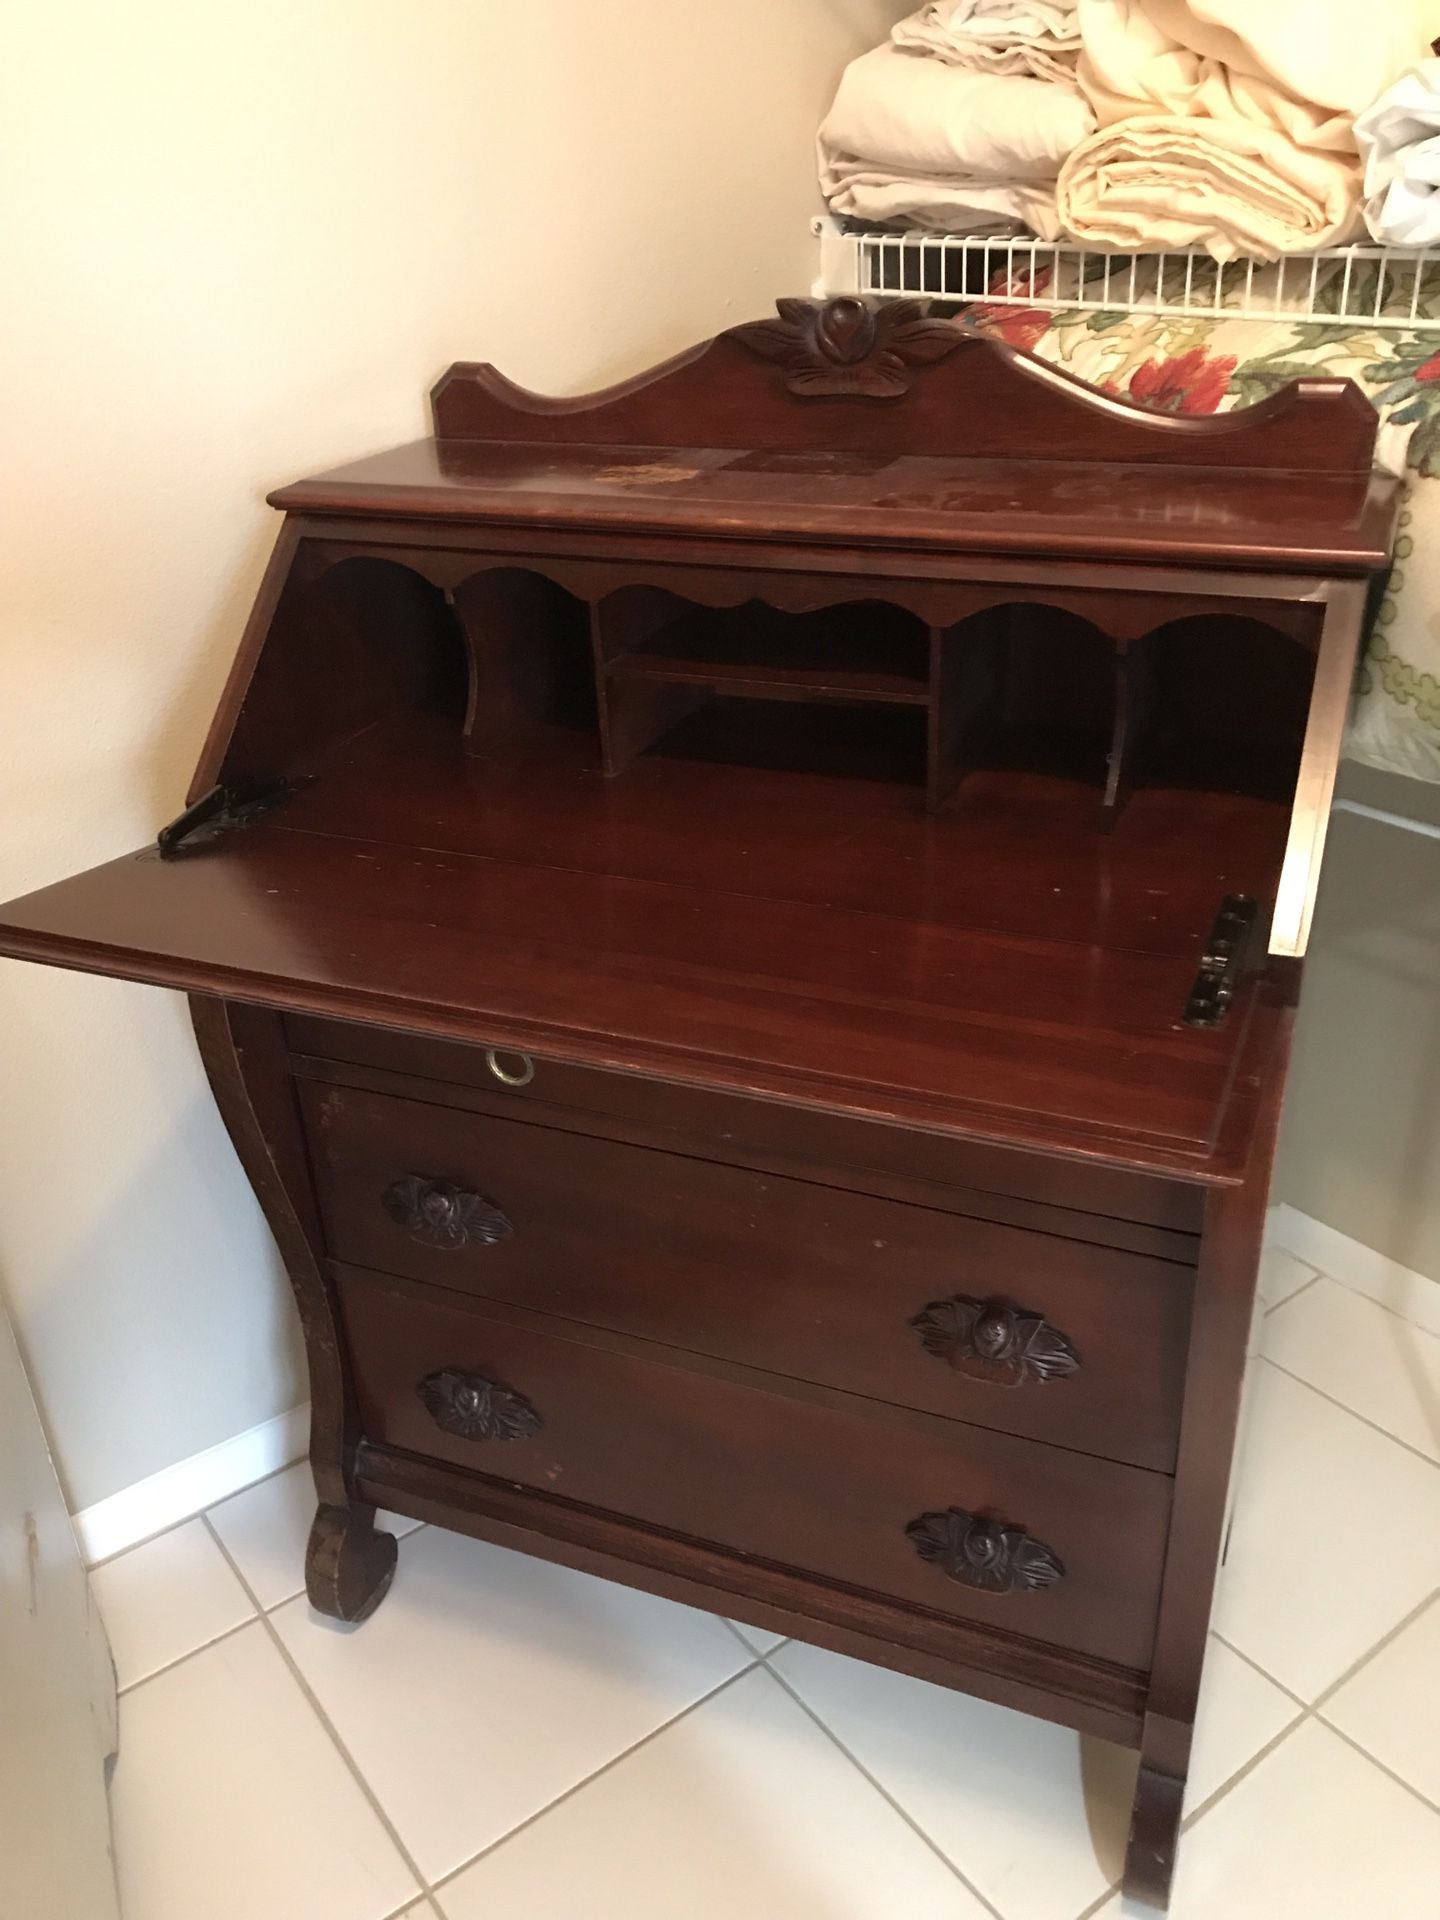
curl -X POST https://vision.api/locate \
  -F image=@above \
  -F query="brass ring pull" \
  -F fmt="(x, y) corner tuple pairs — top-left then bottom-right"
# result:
(485, 1048), (535, 1088)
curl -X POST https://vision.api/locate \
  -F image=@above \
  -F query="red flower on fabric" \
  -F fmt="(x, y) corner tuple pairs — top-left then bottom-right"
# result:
(970, 302), (1055, 351)
(1127, 347), (1237, 415)
(1413, 350), (1440, 384)
(971, 264), (1054, 351)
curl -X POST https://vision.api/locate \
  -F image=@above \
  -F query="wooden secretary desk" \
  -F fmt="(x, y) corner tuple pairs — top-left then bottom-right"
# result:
(0, 300), (1400, 1907)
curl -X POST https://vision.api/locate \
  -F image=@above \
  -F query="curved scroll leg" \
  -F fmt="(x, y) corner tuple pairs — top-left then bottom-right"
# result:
(1123, 1744), (1185, 1911)
(306, 1503), (398, 1624)
(192, 996), (401, 1625)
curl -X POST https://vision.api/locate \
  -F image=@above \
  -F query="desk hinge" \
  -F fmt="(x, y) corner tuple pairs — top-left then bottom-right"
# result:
(156, 778), (299, 858)
(1184, 895), (1260, 1029)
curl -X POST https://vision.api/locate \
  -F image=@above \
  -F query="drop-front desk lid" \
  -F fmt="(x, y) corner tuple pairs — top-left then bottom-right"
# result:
(0, 729), (1291, 1188)
(0, 309), (1399, 1185)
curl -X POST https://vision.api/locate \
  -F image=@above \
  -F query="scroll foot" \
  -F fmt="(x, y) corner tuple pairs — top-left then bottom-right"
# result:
(304, 1502), (398, 1624)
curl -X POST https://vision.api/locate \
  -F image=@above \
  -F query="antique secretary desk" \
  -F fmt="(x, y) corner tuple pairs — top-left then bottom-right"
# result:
(0, 300), (1400, 1906)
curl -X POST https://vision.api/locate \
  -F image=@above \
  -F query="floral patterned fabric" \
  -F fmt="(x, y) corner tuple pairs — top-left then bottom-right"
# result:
(968, 261), (1440, 782)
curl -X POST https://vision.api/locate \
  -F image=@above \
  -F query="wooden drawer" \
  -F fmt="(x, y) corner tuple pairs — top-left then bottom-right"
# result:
(340, 1270), (1170, 1672)
(301, 1081), (1193, 1471)
(285, 1013), (1205, 1236)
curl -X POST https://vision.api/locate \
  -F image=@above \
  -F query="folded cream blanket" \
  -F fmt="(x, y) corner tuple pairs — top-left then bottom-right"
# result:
(1077, 0), (1434, 151)
(1356, 58), (1440, 245)
(893, 0), (1081, 84)
(1144, 0), (1435, 121)
(1057, 114), (1365, 260)
(819, 44), (1094, 236)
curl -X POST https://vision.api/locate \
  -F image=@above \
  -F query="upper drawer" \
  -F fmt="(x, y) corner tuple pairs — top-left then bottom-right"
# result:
(285, 1014), (1205, 1238)
(300, 1081), (1193, 1472)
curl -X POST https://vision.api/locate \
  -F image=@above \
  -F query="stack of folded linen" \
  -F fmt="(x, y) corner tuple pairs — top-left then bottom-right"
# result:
(1057, 0), (1435, 259)
(892, 0), (1082, 83)
(1356, 58), (1440, 246)
(819, 2), (1095, 237)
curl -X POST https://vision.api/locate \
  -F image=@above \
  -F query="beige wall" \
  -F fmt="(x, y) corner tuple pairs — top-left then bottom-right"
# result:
(0, 0), (906, 1512)
(1278, 765), (1440, 1283)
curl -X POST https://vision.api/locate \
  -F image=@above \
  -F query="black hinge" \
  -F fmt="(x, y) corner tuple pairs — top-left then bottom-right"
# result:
(156, 777), (299, 858)
(1184, 895), (1260, 1029)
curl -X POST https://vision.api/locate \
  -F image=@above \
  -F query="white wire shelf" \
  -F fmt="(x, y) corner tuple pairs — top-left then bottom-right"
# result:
(814, 216), (1440, 331)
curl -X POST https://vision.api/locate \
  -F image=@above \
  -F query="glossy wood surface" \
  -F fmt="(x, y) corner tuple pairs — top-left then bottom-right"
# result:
(339, 1266), (1171, 1672)
(272, 435), (1399, 575)
(427, 323), (1382, 474)
(286, 1020), (1207, 1242)
(0, 816), (1264, 1178)
(0, 303), (1403, 1911)
(302, 1079), (1193, 1470)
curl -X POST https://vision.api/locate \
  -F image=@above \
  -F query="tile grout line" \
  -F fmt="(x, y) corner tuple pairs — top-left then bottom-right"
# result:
(86, 1455), (319, 1572)
(1309, 1586), (1440, 1713)
(761, 1659), (1008, 1920)
(1209, 1631), (1311, 1710)
(1261, 1267), (1322, 1317)
(1315, 1718), (1440, 1818)
(1312, 1261), (1440, 1340)
(116, 1612), (261, 1700)
(87, 1508), (212, 1574)
(1254, 1354), (1440, 1471)
(201, 1512), (439, 1908)
(427, 1656), (765, 1894)
(1174, 1706), (1310, 1838)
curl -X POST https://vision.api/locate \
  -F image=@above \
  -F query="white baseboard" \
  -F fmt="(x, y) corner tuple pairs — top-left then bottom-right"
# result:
(1268, 1204), (1440, 1338)
(74, 1403), (310, 1566)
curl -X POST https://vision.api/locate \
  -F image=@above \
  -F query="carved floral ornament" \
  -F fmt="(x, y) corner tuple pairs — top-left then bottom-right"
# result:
(417, 1368), (544, 1443)
(383, 1174), (513, 1251)
(732, 296), (964, 399)
(906, 1506), (1065, 1596)
(910, 1294), (1081, 1389)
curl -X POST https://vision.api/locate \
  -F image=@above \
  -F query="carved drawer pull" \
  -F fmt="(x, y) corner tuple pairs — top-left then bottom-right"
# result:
(910, 1295), (1080, 1388)
(383, 1175), (513, 1250)
(417, 1368), (543, 1443)
(906, 1507), (1065, 1595)
(485, 1047), (535, 1087)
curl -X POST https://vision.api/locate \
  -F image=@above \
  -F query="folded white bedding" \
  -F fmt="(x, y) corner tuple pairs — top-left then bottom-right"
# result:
(893, 0), (1081, 84)
(819, 44), (1094, 236)
(1075, 0), (1352, 149)
(1057, 114), (1364, 260)
(1144, 0), (1435, 121)
(1356, 57), (1440, 245)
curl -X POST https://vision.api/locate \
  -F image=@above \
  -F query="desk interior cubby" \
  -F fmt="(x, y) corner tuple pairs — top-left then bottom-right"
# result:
(270, 556), (1324, 830)
(232, 551), (1322, 975)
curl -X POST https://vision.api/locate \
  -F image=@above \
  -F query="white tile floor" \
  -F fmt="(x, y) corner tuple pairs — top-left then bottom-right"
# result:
(94, 1242), (1440, 1920)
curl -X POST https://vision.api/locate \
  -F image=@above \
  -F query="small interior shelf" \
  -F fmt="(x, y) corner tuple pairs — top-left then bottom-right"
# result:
(283, 557), (1318, 844)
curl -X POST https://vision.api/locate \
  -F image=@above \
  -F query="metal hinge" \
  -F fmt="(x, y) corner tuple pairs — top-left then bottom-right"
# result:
(156, 778), (299, 858)
(1184, 895), (1260, 1029)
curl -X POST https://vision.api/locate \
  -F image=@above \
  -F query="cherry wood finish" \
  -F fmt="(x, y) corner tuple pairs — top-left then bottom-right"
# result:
(338, 1266), (1171, 1672)
(0, 304), (1401, 1907)
(302, 1080), (1193, 1471)
(284, 1015), (1207, 1242)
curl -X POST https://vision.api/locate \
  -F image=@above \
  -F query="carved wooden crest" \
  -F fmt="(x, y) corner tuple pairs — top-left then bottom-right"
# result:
(384, 1174), (513, 1250)
(732, 296), (964, 398)
(906, 1507), (1065, 1595)
(910, 1295), (1080, 1389)
(417, 1368), (543, 1443)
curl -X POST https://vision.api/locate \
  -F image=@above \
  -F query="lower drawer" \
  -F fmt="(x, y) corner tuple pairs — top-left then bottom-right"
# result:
(339, 1270), (1171, 1672)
